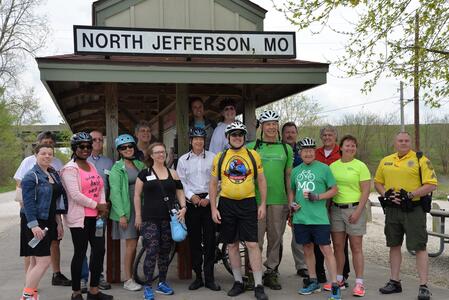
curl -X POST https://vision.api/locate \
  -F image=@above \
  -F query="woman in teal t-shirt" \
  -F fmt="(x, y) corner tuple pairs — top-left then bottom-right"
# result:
(329, 135), (371, 297)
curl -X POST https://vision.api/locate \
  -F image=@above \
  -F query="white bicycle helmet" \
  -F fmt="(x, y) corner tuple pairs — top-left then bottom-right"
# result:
(225, 121), (247, 136)
(258, 110), (280, 123)
(298, 137), (316, 149)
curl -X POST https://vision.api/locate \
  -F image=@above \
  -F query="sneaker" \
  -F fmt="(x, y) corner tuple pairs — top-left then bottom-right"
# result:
(379, 280), (402, 294)
(299, 280), (321, 295)
(98, 275), (111, 290)
(188, 278), (204, 290)
(71, 294), (84, 300)
(227, 281), (245, 297)
(86, 291), (113, 300)
(81, 278), (88, 294)
(123, 278), (142, 291)
(328, 285), (341, 300)
(143, 286), (154, 300)
(52, 272), (72, 286)
(20, 294), (36, 300)
(156, 282), (174, 295)
(263, 272), (282, 290)
(353, 283), (366, 297)
(254, 285), (268, 300)
(418, 285), (431, 300)
(323, 280), (346, 291)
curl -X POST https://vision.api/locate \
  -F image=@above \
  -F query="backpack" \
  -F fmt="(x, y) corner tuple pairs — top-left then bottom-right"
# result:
(217, 148), (258, 181)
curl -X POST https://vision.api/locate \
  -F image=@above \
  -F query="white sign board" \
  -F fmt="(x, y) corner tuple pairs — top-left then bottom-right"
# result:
(74, 26), (296, 58)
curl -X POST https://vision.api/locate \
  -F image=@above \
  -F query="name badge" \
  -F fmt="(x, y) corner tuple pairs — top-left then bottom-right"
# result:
(146, 175), (156, 181)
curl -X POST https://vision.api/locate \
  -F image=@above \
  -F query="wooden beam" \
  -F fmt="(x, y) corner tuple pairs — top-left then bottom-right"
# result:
(65, 100), (103, 115)
(175, 83), (192, 280)
(104, 83), (120, 284)
(119, 106), (139, 125)
(243, 85), (256, 141)
(59, 83), (105, 100)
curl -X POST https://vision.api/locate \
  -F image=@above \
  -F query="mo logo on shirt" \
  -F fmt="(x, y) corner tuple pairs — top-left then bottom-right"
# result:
(296, 170), (316, 191)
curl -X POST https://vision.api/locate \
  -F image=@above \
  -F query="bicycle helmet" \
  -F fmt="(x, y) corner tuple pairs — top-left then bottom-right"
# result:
(115, 134), (136, 149)
(70, 132), (92, 151)
(298, 137), (316, 149)
(258, 110), (280, 123)
(189, 127), (207, 138)
(225, 121), (247, 136)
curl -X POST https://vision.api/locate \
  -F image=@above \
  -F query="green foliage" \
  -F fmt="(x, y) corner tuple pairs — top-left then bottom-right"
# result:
(274, 0), (449, 107)
(0, 100), (21, 185)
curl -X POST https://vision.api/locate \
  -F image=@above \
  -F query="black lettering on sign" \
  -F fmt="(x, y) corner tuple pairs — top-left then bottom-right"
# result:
(193, 36), (202, 51)
(162, 35), (171, 50)
(133, 34), (143, 49)
(122, 34), (131, 48)
(173, 35), (182, 50)
(96, 33), (108, 48)
(278, 38), (288, 51)
(110, 34), (120, 49)
(82, 33), (94, 48)
(152, 35), (161, 50)
(228, 37), (238, 51)
(184, 36), (192, 50)
(240, 37), (250, 51)
(216, 36), (225, 51)
(264, 38), (276, 51)
(204, 37), (214, 51)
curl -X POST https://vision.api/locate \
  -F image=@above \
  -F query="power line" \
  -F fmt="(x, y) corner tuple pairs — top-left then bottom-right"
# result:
(318, 96), (398, 114)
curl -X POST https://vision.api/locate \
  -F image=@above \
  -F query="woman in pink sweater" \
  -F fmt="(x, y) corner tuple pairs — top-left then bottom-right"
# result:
(61, 132), (112, 300)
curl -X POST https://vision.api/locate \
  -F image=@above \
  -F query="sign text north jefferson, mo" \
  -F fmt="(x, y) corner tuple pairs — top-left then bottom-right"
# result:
(74, 26), (296, 58)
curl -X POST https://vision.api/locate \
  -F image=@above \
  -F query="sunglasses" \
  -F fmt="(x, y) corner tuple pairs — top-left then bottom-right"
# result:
(77, 144), (92, 150)
(230, 132), (245, 137)
(118, 144), (134, 151)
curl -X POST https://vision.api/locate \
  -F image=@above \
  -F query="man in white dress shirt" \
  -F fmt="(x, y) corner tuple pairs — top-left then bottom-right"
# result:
(209, 98), (237, 154)
(176, 127), (221, 292)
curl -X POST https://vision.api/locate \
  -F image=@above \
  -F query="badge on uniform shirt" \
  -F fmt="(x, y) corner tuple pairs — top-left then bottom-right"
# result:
(407, 160), (415, 167)
(146, 175), (156, 181)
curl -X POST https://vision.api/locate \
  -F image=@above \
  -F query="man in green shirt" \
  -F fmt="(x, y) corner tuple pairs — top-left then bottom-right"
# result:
(289, 137), (341, 300)
(247, 110), (293, 290)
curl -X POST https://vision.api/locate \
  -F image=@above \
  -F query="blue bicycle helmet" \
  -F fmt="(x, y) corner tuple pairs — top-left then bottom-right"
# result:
(115, 134), (136, 149)
(70, 132), (92, 151)
(189, 127), (207, 138)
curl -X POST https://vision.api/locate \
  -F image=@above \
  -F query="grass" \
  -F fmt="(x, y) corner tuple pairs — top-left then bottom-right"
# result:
(0, 181), (15, 193)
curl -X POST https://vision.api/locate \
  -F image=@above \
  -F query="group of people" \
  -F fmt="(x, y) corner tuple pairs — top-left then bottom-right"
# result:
(16, 97), (437, 300)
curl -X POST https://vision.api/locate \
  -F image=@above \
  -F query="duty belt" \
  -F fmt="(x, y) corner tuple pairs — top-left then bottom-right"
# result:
(333, 202), (359, 209)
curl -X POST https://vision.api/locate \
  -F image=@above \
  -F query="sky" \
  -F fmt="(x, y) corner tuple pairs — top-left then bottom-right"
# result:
(21, 0), (446, 125)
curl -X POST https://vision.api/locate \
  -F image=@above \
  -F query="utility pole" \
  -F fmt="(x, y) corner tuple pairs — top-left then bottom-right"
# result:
(413, 13), (420, 150)
(400, 81), (405, 131)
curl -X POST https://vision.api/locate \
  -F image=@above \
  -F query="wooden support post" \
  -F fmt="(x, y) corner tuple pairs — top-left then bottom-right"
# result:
(104, 83), (121, 283)
(175, 83), (192, 280)
(243, 85), (256, 141)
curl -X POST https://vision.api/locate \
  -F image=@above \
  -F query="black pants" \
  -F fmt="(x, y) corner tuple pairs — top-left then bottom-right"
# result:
(315, 236), (350, 280)
(70, 217), (105, 291)
(185, 200), (216, 282)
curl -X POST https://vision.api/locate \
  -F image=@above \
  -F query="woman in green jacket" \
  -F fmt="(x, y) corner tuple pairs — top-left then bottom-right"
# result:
(109, 134), (146, 291)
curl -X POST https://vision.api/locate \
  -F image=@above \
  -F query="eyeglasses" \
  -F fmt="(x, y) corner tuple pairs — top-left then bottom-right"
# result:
(92, 138), (103, 142)
(77, 144), (93, 150)
(152, 150), (166, 155)
(230, 132), (244, 137)
(118, 144), (134, 151)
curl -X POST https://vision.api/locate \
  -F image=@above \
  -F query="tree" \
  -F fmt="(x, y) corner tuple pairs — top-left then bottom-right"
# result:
(8, 87), (42, 130)
(0, 0), (49, 85)
(0, 97), (20, 185)
(256, 94), (323, 127)
(274, 0), (449, 107)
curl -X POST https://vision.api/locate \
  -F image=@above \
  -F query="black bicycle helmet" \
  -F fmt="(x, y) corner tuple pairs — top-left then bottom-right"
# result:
(298, 137), (316, 149)
(70, 132), (93, 151)
(189, 127), (207, 138)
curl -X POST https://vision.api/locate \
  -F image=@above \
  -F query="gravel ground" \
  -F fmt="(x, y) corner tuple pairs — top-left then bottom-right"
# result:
(365, 200), (449, 289)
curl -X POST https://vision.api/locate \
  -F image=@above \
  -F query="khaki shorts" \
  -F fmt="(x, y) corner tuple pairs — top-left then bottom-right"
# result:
(384, 206), (427, 251)
(330, 205), (367, 236)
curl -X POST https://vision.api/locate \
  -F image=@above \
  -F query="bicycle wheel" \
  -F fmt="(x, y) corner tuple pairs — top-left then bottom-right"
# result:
(221, 241), (248, 275)
(133, 239), (177, 285)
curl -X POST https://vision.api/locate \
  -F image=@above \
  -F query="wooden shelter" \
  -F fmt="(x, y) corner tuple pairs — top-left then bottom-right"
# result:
(36, 0), (328, 282)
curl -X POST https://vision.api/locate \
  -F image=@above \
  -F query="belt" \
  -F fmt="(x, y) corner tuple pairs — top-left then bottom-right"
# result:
(186, 193), (208, 204)
(333, 202), (359, 209)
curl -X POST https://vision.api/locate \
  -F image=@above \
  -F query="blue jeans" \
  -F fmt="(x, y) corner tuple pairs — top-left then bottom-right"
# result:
(81, 256), (89, 281)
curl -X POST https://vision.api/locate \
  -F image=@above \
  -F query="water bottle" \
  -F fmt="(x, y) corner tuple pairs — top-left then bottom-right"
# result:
(28, 227), (48, 248)
(95, 218), (104, 237)
(170, 208), (177, 216)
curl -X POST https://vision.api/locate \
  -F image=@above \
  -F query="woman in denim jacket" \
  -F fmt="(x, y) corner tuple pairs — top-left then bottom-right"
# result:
(20, 143), (67, 300)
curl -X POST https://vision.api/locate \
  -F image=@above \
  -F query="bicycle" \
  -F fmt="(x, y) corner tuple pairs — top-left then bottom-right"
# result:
(133, 234), (248, 285)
